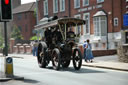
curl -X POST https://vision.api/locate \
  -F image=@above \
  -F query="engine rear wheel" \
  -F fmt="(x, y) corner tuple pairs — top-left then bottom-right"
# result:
(37, 43), (47, 68)
(72, 49), (82, 70)
(52, 48), (61, 70)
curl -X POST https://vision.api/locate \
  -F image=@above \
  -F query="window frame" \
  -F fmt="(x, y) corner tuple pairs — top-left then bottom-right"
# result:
(53, 0), (58, 13)
(74, 0), (80, 9)
(83, 0), (89, 6)
(60, 0), (65, 12)
(44, 0), (48, 15)
(83, 12), (90, 35)
(74, 14), (81, 36)
(114, 18), (118, 27)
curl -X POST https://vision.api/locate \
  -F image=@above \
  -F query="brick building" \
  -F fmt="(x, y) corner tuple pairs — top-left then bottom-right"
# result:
(35, 0), (128, 50)
(13, 2), (36, 40)
(0, 0), (21, 39)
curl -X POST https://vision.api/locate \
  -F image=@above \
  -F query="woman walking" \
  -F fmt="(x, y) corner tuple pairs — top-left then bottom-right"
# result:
(85, 39), (94, 63)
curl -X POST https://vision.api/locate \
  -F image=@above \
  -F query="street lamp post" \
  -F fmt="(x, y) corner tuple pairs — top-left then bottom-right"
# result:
(36, 0), (39, 41)
(36, 0), (39, 25)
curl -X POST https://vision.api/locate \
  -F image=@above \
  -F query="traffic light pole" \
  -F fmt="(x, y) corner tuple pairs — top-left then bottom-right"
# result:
(4, 21), (8, 56)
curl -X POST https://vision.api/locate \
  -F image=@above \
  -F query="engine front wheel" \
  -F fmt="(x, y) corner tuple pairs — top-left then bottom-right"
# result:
(72, 49), (82, 70)
(52, 48), (61, 70)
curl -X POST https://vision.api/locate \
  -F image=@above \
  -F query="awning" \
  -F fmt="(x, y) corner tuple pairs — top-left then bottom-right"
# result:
(34, 17), (86, 30)
(93, 11), (106, 17)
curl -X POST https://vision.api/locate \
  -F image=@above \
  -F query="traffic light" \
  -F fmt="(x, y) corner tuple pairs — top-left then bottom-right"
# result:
(1, 0), (12, 21)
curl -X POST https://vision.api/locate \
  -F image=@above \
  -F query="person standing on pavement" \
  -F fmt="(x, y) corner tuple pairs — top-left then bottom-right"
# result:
(33, 40), (38, 57)
(85, 39), (94, 63)
(30, 41), (35, 56)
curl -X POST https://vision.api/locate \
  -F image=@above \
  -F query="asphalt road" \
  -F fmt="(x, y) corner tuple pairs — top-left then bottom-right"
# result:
(1, 56), (128, 85)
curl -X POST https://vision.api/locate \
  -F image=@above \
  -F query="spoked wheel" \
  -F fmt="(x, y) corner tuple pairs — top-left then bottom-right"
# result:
(73, 49), (82, 70)
(52, 48), (61, 70)
(37, 43), (47, 68)
(61, 60), (70, 68)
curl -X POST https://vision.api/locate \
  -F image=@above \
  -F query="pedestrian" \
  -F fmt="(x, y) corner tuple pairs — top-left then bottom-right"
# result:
(83, 41), (87, 62)
(30, 40), (35, 56)
(85, 39), (94, 63)
(33, 40), (38, 57)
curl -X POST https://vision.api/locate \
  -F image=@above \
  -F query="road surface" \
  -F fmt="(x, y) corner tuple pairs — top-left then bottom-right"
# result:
(1, 56), (128, 85)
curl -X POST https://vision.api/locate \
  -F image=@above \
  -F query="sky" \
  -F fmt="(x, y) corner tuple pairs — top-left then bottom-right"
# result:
(21, 0), (36, 4)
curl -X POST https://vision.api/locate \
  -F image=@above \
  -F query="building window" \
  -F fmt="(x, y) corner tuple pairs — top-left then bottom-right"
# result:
(83, 13), (90, 35)
(17, 14), (21, 20)
(53, 0), (58, 13)
(44, 0), (48, 15)
(25, 24), (28, 32)
(83, 0), (89, 6)
(115, 42), (118, 48)
(97, 0), (104, 3)
(114, 18), (118, 27)
(25, 13), (27, 19)
(74, 0), (80, 8)
(74, 14), (81, 36)
(18, 26), (22, 32)
(60, 0), (65, 12)
(93, 16), (107, 36)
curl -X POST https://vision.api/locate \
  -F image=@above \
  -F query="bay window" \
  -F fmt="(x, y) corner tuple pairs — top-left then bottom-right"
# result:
(93, 16), (107, 36)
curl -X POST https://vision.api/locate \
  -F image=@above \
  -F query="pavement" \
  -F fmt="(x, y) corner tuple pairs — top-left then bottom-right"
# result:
(82, 55), (128, 72)
(0, 53), (128, 81)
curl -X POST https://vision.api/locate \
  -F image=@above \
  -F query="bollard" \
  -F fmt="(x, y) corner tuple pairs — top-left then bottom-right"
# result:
(5, 57), (13, 77)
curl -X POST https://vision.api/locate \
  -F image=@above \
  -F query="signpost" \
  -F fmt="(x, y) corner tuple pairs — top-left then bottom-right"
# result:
(0, 0), (13, 78)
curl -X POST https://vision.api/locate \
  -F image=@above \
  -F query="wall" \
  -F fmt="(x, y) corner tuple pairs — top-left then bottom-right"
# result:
(13, 11), (36, 40)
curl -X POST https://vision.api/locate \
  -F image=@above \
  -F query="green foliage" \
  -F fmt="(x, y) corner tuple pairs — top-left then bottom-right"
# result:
(11, 25), (23, 40)
(34, 8), (37, 18)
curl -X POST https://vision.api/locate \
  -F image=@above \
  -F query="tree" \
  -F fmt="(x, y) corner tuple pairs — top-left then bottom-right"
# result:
(34, 8), (37, 18)
(11, 25), (23, 40)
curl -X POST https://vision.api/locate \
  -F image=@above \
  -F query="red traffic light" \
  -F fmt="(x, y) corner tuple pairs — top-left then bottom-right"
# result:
(5, 0), (9, 5)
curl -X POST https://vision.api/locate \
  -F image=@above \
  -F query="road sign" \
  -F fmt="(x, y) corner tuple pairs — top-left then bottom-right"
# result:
(5, 57), (13, 77)
(123, 14), (128, 26)
(6, 57), (12, 63)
